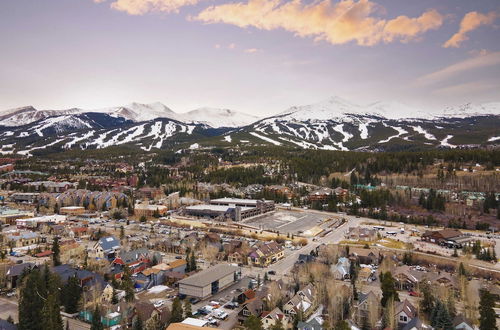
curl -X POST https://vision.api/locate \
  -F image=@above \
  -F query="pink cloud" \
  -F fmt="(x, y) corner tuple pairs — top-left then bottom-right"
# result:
(443, 11), (498, 48)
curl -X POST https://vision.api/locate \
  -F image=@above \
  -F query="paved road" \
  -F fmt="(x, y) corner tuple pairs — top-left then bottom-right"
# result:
(242, 215), (360, 279)
(0, 297), (18, 323)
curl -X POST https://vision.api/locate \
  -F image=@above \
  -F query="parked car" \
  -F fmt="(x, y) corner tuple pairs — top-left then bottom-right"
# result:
(207, 317), (219, 326)
(267, 270), (276, 275)
(214, 309), (228, 320)
(154, 300), (165, 308)
(409, 291), (420, 297)
(189, 297), (200, 304)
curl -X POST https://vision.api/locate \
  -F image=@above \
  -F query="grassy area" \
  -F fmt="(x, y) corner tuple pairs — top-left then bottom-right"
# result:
(339, 237), (407, 250)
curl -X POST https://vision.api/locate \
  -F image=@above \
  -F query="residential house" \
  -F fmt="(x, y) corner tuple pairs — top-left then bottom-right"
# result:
(248, 242), (284, 267)
(132, 301), (170, 327)
(238, 298), (264, 324)
(261, 307), (291, 330)
(92, 236), (120, 260)
(52, 264), (107, 292)
(396, 299), (417, 327)
(5, 263), (36, 289)
(452, 315), (475, 330)
(7, 231), (39, 247)
(402, 317), (432, 330)
(101, 283), (125, 303)
(331, 257), (350, 280)
(356, 291), (379, 326)
(393, 266), (426, 291)
(348, 247), (379, 265)
(283, 283), (315, 317)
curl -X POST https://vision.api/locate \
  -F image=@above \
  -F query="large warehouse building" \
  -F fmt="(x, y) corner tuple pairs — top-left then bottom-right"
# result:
(185, 198), (275, 221)
(178, 264), (240, 299)
(210, 198), (275, 213)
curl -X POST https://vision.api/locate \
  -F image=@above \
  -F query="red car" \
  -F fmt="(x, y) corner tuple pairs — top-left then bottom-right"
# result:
(409, 291), (420, 297)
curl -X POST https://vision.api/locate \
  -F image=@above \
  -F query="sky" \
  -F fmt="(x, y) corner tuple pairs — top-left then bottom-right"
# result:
(0, 0), (499, 116)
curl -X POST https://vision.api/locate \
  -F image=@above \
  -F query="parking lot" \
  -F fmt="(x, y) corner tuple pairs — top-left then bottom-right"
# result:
(190, 276), (252, 330)
(242, 210), (331, 235)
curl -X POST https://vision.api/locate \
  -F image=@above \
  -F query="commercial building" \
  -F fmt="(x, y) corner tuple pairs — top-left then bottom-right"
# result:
(210, 198), (275, 213)
(60, 206), (86, 215)
(178, 264), (240, 299)
(15, 214), (66, 228)
(10, 192), (39, 204)
(0, 207), (34, 225)
(185, 204), (259, 221)
(185, 198), (275, 221)
(134, 203), (168, 217)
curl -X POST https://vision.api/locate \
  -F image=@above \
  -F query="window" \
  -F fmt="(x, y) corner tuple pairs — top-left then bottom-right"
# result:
(243, 309), (250, 316)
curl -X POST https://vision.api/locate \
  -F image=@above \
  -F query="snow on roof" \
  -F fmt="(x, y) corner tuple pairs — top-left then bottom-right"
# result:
(181, 318), (208, 327)
(148, 285), (170, 294)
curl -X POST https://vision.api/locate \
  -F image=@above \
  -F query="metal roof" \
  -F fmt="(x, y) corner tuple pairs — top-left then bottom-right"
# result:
(178, 264), (239, 288)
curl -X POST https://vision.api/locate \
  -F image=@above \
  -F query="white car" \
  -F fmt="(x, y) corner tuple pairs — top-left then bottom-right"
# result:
(214, 309), (228, 320)
(154, 300), (165, 308)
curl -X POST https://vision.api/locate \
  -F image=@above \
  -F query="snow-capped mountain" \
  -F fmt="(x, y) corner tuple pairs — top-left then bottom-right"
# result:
(437, 102), (500, 119)
(0, 102), (258, 128)
(0, 96), (499, 156)
(95, 102), (180, 122)
(0, 106), (82, 127)
(240, 97), (500, 151)
(179, 107), (259, 128)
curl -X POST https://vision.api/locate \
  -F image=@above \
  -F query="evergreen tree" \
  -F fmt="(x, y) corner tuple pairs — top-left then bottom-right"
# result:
(61, 275), (82, 313)
(42, 293), (63, 330)
(52, 237), (61, 266)
(90, 306), (104, 330)
(189, 251), (196, 272)
(420, 281), (435, 315)
(243, 315), (263, 330)
(132, 316), (143, 330)
(479, 289), (498, 330)
(18, 268), (45, 330)
(170, 297), (184, 323)
(184, 300), (192, 318)
(122, 265), (135, 302)
(380, 271), (399, 307)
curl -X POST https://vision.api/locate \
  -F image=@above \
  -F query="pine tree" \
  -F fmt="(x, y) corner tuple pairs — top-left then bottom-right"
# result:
(184, 300), (192, 318)
(170, 297), (183, 323)
(90, 306), (104, 330)
(42, 293), (63, 330)
(18, 268), (45, 330)
(132, 315), (143, 330)
(479, 289), (497, 330)
(243, 315), (263, 330)
(52, 236), (61, 266)
(122, 265), (135, 302)
(189, 251), (196, 272)
(61, 275), (82, 313)
(380, 271), (399, 307)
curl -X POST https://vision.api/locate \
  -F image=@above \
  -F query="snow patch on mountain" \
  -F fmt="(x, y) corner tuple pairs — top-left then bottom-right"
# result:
(250, 132), (282, 145)
(179, 107), (259, 128)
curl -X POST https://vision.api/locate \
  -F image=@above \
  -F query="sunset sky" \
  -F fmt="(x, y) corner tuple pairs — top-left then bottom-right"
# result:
(1, 0), (499, 116)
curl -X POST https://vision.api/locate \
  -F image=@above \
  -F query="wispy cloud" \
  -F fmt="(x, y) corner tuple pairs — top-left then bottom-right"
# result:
(443, 11), (498, 48)
(244, 48), (262, 53)
(193, 0), (443, 46)
(433, 80), (498, 96)
(417, 51), (500, 85)
(100, 0), (202, 15)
